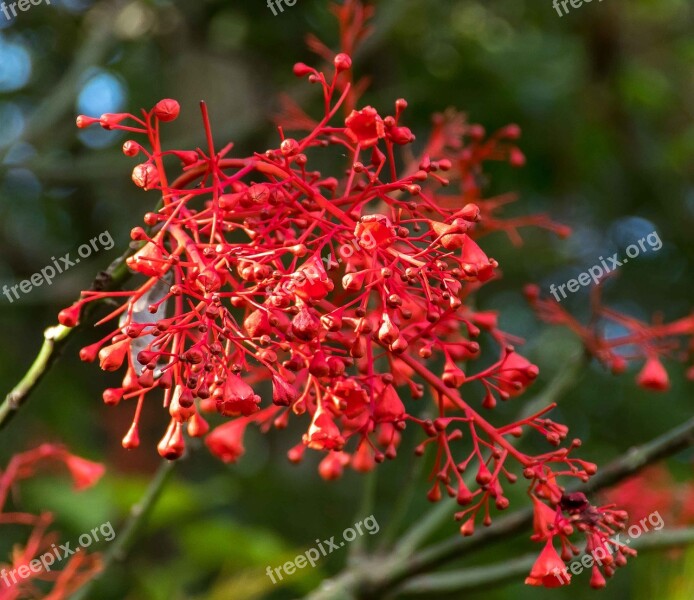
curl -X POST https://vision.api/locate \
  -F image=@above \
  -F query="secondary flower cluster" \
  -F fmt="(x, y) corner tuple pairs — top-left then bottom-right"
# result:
(0, 445), (104, 599)
(61, 3), (634, 589)
(525, 284), (694, 392)
(526, 492), (634, 589)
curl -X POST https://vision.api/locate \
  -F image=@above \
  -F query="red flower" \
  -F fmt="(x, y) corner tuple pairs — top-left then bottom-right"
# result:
(205, 420), (247, 464)
(293, 256), (334, 301)
(303, 404), (345, 451)
(636, 357), (670, 392)
(530, 496), (557, 541)
(215, 375), (261, 416)
(63, 454), (105, 491)
(373, 385), (405, 422)
(498, 352), (539, 397)
(354, 214), (395, 249)
(459, 234), (496, 282)
(330, 380), (369, 418)
(345, 106), (385, 148)
(525, 539), (570, 588)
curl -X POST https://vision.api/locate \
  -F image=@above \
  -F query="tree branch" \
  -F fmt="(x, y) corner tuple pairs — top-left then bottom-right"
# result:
(0, 254), (132, 431)
(69, 459), (177, 600)
(395, 527), (694, 596)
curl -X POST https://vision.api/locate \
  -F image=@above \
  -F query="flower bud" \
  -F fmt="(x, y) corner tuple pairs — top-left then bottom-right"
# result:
(293, 62), (314, 77)
(333, 53), (352, 71)
(153, 98), (180, 122)
(131, 163), (159, 190)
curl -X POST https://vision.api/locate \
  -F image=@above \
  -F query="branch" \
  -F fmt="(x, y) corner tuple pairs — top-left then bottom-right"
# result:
(0, 254), (131, 431)
(69, 459), (177, 600)
(395, 527), (694, 596)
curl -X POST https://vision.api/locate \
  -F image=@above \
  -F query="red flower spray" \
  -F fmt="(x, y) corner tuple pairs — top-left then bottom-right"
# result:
(58, 0), (692, 589)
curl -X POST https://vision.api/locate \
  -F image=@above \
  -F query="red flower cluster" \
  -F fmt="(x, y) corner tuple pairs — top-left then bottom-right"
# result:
(0, 445), (104, 599)
(525, 284), (694, 392)
(58, 0), (663, 589)
(526, 491), (634, 589)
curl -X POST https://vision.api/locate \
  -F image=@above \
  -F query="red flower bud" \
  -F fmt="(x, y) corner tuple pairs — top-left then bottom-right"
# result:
(205, 420), (247, 464)
(157, 420), (185, 460)
(293, 62), (315, 77)
(318, 451), (349, 480)
(131, 163), (159, 190)
(187, 412), (210, 437)
(291, 306), (321, 341)
(98, 339), (130, 372)
(387, 126), (415, 145)
(126, 240), (169, 277)
(280, 137), (299, 156)
(636, 357), (670, 392)
(153, 98), (180, 122)
(272, 375), (298, 406)
(333, 53), (352, 71)
(171, 150), (199, 165)
(103, 388), (124, 406)
(99, 113), (128, 129)
(122, 140), (141, 157)
(58, 302), (83, 327)
(122, 422), (140, 449)
(76, 115), (100, 128)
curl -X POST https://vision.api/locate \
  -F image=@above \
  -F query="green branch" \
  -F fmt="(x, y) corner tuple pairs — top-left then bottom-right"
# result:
(0, 253), (132, 432)
(396, 527), (694, 596)
(69, 459), (177, 600)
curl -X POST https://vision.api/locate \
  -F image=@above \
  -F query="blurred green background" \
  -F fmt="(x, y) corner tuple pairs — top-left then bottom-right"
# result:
(0, 0), (693, 598)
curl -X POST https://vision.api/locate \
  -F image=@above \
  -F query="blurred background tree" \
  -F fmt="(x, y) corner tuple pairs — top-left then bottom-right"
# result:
(0, 0), (692, 598)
